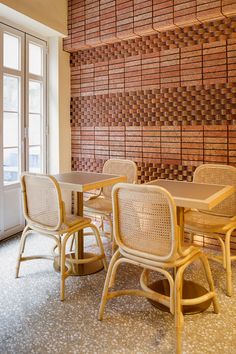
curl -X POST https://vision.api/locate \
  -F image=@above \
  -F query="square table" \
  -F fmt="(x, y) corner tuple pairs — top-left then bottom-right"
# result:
(54, 171), (127, 275)
(145, 179), (235, 314)
(147, 179), (234, 239)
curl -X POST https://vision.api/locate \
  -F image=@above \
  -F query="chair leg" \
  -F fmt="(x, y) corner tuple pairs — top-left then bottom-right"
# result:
(199, 253), (219, 313)
(225, 230), (233, 297)
(60, 233), (69, 301)
(100, 216), (104, 233)
(108, 255), (124, 289)
(189, 232), (194, 244)
(112, 240), (117, 255)
(217, 236), (226, 269)
(108, 215), (113, 240)
(15, 225), (30, 278)
(174, 267), (184, 354)
(90, 224), (108, 271)
(107, 216), (117, 255)
(69, 233), (75, 252)
(98, 250), (120, 320)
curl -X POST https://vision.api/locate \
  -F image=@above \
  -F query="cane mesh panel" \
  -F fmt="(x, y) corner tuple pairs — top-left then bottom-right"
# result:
(24, 175), (61, 229)
(116, 188), (173, 256)
(194, 165), (236, 217)
(103, 160), (137, 198)
(185, 209), (232, 233)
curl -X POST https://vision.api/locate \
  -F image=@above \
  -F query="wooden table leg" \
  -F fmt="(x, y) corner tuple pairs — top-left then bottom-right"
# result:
(69, 191), (104, 276)
(54, 191), (104, 276)
(74, 192), (84, 274)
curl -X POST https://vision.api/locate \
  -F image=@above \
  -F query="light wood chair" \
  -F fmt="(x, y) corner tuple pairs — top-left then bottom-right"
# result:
(84, 159), (138, 251)
(99, 183), (219, 354)
(16, 173), (107, 300)
(184, 164), (236, 296)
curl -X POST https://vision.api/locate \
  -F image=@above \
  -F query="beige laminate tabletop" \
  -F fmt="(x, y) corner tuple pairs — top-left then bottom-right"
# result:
(54, 171), (127, 192)
(147, 179), (234, 210)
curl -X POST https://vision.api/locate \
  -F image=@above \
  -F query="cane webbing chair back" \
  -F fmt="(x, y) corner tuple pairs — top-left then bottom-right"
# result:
(18, 173), (107, 301)
(112, 183), (178, 261)
(21, 173), (63, 231)
(102, 159), (137, 199)
(193, 164), (236, 217)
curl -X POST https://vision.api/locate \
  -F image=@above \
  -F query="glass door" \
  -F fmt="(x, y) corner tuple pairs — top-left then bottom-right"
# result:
(0, 24), (47, 240)
(0, 25), (25, 239)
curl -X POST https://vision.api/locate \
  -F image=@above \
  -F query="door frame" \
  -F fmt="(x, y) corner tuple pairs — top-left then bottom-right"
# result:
(0, 23), (48, 240)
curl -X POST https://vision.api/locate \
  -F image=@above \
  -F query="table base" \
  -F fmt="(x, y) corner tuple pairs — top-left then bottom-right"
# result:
(148, 279), (212, 315)
(53, 252), (104, 276)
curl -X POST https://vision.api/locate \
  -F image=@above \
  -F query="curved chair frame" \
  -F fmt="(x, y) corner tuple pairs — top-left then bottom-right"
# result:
(99, 183), (219, 354)
(17, 173), (107, 300)
(185, 163), (236, 296)
(84, 159), (138, 252)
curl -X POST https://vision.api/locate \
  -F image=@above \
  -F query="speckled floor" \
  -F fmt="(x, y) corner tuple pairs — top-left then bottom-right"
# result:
(0, 233), (236, 354)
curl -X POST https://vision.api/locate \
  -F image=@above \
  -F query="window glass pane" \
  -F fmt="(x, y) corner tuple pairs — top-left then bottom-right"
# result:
(3, 33), (20, 70)
(4, 75), (19, 112)
(29, 43), (42, 76)
(29, 81), (41, 113)
(4, 113), (18, 147)
(4, 148), (19, 184)
(29, 114), (41, 145)
(29, 146), (41, 173)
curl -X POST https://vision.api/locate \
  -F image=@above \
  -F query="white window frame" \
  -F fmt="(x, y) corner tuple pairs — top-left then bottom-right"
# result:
(0, 22), (48, 239)
(0, 23), (25, 188)
(25, 34), (48, 173)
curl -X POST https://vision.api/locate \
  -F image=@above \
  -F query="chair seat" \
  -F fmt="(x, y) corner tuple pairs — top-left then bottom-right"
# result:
(184, 210), (236, 234)
(30, 214), (92, 234)
(84, 197), (112, 214)
(62, 214), (91, 229)
(120, 242), (200, 267)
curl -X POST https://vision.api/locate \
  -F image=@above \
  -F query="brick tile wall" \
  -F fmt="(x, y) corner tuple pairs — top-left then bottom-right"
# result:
(100, 0), (117, 43)
(64, 0), (236, 51)
(134, 0), (154, 36)
(197, 0), (223, 21)
(174, 0), (199, 27)
(69, 17), (236, 184)
(66, 4), (236, 249)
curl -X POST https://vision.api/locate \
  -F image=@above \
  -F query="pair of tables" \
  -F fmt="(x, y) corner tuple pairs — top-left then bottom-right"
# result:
(55, 171), (234, 313)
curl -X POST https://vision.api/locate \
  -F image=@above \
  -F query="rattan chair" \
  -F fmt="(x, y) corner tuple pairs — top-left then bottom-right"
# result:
(99, 183), (219, 354)
(184, 164), (236, 296)
(16, 173), (107, 300)
(84, 159), (138, 251)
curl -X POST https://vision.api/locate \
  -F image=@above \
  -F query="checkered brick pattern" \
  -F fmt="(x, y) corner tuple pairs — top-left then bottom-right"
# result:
(71, 157), (196, 183)
(69, 17), (236, 64)
(70, 26), (236, 96)
(64, 1), (236, 52)
(71, 157), (104, 173)
(67, 1), (236, 251)
(68, 4), (236, 184)
(71, 125), (236, 178)
(70, 83), (236, 127)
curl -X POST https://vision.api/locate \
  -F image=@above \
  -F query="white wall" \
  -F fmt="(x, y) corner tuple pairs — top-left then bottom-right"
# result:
(48, 37), (71, 174)
(0, 0), (67, 35)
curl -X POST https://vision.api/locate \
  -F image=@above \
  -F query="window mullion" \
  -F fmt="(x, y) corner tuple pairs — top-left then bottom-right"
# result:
(26, 34), (47, 174)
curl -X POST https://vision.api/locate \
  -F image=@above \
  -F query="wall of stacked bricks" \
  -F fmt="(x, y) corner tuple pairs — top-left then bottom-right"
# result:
(64, 1), (236, 247)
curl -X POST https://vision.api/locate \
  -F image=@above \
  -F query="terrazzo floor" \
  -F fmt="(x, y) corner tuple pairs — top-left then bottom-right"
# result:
(0, 233), (236, 354)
